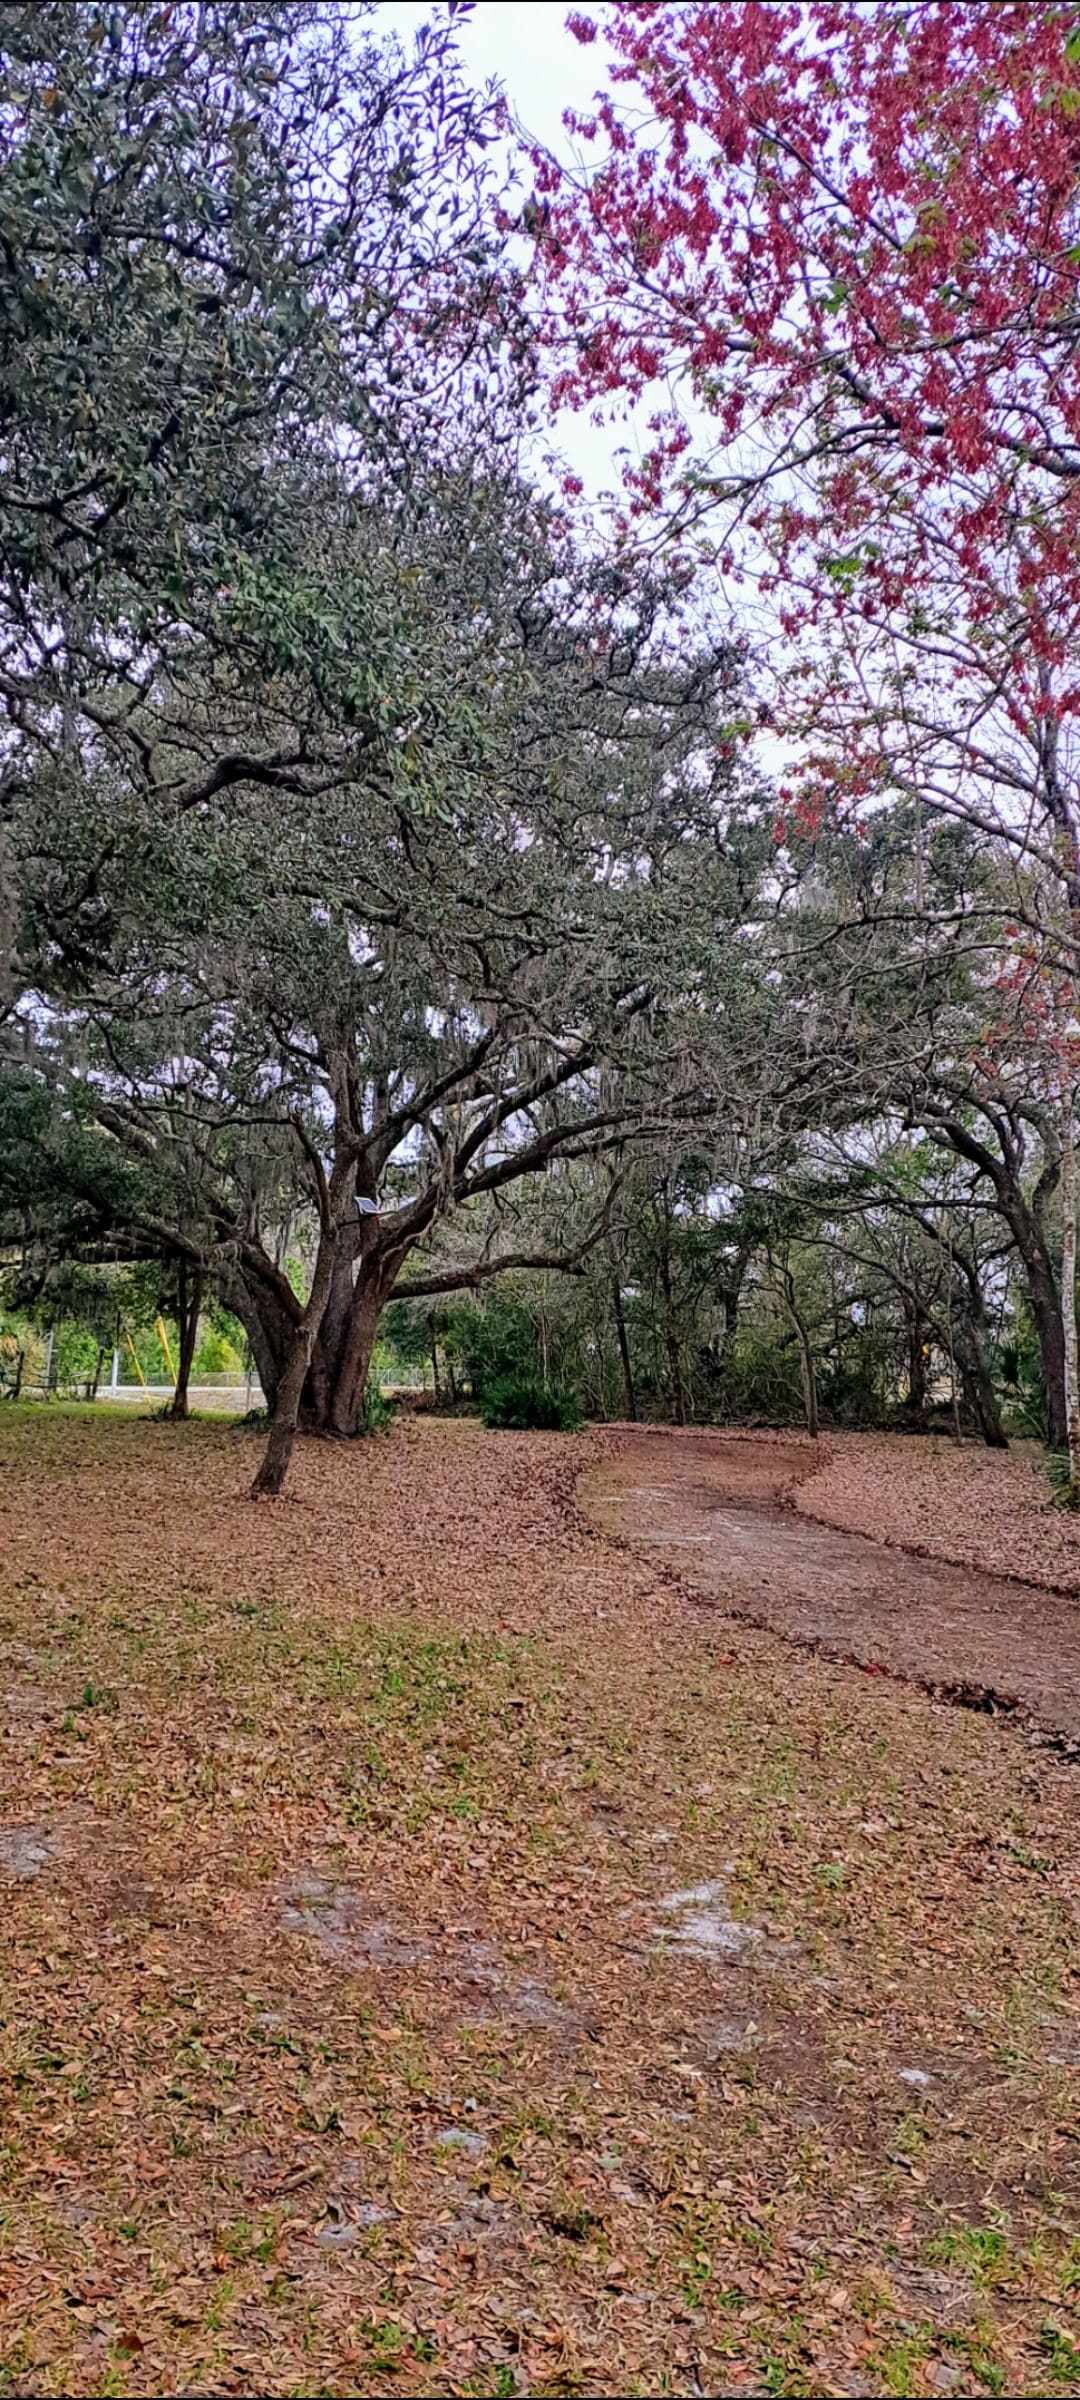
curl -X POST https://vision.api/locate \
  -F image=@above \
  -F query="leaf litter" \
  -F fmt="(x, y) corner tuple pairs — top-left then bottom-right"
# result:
(0, 1406), (1077, 2395)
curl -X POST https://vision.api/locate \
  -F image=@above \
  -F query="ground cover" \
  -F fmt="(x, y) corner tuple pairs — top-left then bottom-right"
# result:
(583, 1431), (1080, 1748)
(796, 1437), (1080, 1601)
(0, 1408), (1078, 2397)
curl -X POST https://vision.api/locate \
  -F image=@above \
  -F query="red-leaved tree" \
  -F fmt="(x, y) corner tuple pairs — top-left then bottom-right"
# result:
(536, 1), (1080, 921)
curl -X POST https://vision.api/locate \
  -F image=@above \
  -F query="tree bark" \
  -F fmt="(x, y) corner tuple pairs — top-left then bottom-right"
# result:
(775, 1257), (819, 1440)
(794, 1318), (819, 1440)
(1061, 1093), (1080, 1489)
(251, 1321), (316, 1497)
(327, 1252), (388, 1435)
(1023, 1245), (1068, 1449)
(611, 1276), (637, 1421)
(220, 1259), (298, 1415)
(931, 1114), (1066, 1445)
(903, 1297), (928, 1420)
(953, 1263), (1007, 1449)
(171, 1258), (204, 1421)
(718, 1281), (741, 1358)
(952, 1312), (1006, 1447)
(231, 1290), (282, 1413)
(230, 1222), (397, 1447)
(304, 1231), (359, 1427)
(252, 1156), (355, 1498)
(657, 1235), (686, 1426)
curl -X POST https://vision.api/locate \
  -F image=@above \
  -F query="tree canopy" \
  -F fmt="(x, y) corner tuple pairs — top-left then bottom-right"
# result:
(6, 0), (1080, 1498)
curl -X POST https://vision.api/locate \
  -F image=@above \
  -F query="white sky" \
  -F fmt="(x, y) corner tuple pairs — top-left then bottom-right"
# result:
(377, 1), (658, 503)
(376, 0), (788, 779)
(378, 2), (599, 159)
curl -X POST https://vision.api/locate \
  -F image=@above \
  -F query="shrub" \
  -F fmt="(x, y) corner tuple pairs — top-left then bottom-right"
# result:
(712, 1321), (804, 1425)
(1045, 1449), (1080, 1510)
(997, 1324), (1052, 1447)
(193, 1324), (242, 1376)
(359, 1379), (396, 1435)
(478, 1372), (582, 1432)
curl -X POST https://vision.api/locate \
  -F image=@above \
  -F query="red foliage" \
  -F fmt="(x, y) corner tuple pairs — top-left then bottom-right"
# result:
(536, 3), (1080, 876)
(545, 4), (1080, 512)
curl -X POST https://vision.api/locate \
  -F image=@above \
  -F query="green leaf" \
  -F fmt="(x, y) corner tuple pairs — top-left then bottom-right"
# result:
(824, 553), (864, 588)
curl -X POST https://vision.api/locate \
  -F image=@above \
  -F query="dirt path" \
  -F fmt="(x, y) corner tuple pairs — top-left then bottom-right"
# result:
(581, 1432), (1080, 1749)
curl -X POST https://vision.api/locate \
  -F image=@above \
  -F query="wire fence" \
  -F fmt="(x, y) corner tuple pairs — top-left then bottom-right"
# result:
(4, 1362), (435, 1409)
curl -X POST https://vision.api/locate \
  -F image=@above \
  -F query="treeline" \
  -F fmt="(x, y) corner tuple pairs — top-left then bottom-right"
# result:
(2, 6), (1079, 1492)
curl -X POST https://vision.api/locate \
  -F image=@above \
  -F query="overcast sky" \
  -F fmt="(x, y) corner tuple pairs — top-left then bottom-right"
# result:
(379, 2), (602, 161)
(377, 1), (664, 503)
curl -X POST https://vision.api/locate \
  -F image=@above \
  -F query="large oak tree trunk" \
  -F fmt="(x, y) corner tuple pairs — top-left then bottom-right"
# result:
(220, 1262), (297, 1416)
(238, 1223), (400, 1468)
(252, 1325), (317, 1497)
(302, 1234), (358, 1429)
(252, 1161), (357, 1498)
(327, 1260), (388, 1434)
(171, 1258), (204, 1422)
(303, 1232), (394, 1436)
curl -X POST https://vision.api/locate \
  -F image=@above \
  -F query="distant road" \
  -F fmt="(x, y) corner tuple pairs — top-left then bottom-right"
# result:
(97, 1383), (262, 1414)
(96, 1373), (431, 1413)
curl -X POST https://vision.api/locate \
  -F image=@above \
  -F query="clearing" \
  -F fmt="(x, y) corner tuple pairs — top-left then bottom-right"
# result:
(1, 1408), (1079, 2398)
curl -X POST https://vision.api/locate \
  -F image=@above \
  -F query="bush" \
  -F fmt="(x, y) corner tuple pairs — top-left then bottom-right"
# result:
(193, 1323), (242, 1376)
(478, 1372), (582, 1432)
(1044, 1448), (1080, 1509)
(997, 1323), (1051, 1446)
(359, 1379), (396, 1435)
(712, 1320), (804, 1425)
(54, 1320), (105, 1396)
(441, 1292), (586, 1426)
(447, 1294), (535, 1393)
